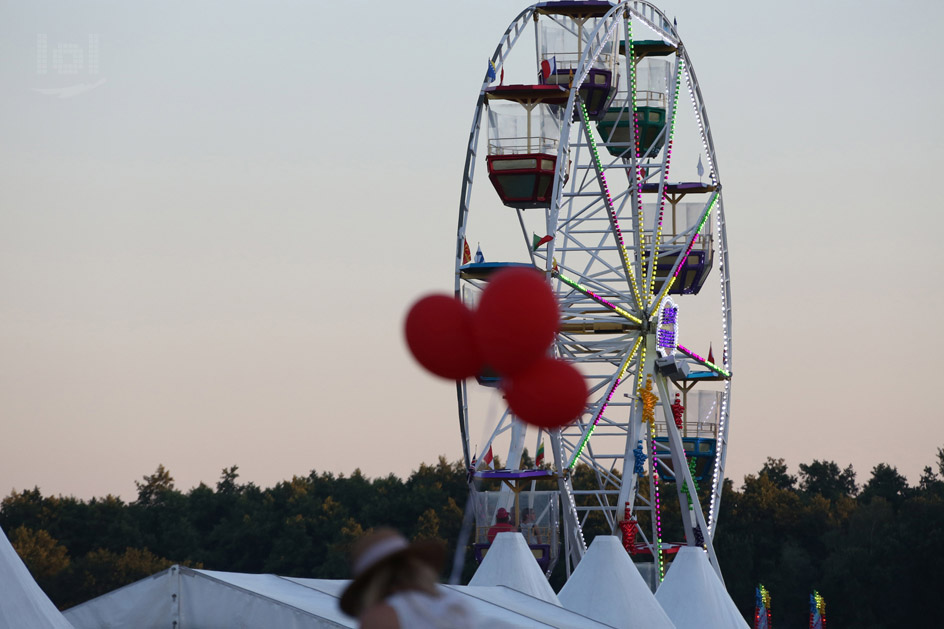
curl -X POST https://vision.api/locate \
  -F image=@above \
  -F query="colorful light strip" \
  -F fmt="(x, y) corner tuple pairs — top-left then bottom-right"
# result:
(555, 270), (643, 325)
(567, 336), (643, 469)
(675, 343), (731, 378)
(810, 591), (826, 629)
(647, 191), (718, 319)
(647, 56), (683, 300)
(754, 584), (772, 629)
(579, 100), (644, 312)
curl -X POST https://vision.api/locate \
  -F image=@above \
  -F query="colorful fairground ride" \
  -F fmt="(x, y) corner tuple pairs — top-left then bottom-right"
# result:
(455, 0), (733, 588)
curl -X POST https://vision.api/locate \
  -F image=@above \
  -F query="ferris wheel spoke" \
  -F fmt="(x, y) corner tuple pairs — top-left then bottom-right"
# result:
(674, 343), (731, 378)
(554, 270), (642, 325)
(643, 56), (683, 302)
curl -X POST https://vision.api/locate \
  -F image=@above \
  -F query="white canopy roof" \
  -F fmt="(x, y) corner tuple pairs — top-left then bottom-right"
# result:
(65, 566), (354, 628)
(655, 547), (749, 629)
(0, 525), (74, 629)
(558, 535), (676, 628)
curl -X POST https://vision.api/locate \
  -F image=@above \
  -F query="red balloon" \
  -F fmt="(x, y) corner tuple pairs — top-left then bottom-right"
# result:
(404, 294), (483, 380)
(473, 268), (559, 376)
(503, 357), (588, 429)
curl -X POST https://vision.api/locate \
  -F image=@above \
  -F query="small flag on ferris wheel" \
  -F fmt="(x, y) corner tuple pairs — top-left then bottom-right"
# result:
(532, 233), (553, 251)
(697, 154), (705, 179)
(487, 59), (498, 83)
(535, 440), (545, 467)
(462, 238), (472, 265)
(474, 244), (485, 264)
(541, 56), (557, 81)
(483, 445), (494, 468)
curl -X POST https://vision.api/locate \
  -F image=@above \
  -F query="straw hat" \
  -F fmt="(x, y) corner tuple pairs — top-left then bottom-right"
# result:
(339, 528), (445, 617)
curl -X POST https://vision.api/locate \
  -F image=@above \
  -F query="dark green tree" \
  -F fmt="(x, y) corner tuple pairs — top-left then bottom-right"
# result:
(798, 460), (857, 500)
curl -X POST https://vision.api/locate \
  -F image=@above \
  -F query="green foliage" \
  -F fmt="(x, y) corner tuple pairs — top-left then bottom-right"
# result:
(134, 464), (175, 507)
(760, 457), (797, 491)
(798, 459), (857, 500)
(9, 526), (71, 601)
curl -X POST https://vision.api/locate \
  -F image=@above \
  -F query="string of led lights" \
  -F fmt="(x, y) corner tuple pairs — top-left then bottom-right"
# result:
(754, 584), (772, 629)
(675, 343), (731, 378)
(554, 270), (643, 325)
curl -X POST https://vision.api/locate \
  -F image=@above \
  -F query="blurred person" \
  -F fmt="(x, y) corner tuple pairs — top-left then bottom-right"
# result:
(340, 528), (478, 628)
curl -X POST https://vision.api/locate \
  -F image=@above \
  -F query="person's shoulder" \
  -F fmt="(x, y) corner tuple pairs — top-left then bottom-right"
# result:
(360, 602), (400, 629)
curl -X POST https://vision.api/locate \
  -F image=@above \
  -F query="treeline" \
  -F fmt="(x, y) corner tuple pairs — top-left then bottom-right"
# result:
(0, 458), (471, 610)
(3, 450), (943, 628)
(716, 452), (944, 628)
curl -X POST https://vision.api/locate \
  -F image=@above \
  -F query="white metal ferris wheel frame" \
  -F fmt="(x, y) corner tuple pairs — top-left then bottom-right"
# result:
(454, 0), (733, 581)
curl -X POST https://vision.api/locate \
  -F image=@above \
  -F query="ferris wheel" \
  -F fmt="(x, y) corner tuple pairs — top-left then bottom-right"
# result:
(454, 0), (732, 584)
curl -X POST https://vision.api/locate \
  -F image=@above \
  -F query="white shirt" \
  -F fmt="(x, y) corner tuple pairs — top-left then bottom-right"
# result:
(386, 588), (477, 628)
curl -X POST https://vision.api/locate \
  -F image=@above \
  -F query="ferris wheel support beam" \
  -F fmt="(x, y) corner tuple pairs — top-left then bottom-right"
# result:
(655, 374), (724, 584)
(615, 387), (645, 525)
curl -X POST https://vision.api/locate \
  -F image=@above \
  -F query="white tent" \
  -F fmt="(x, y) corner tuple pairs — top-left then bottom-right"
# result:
(0, 525), (74, 629)
(64, 565), (614, 628)
(655, 547), (749, 629)
(467, 532), (560, 604)
(558, 535), (676, 629)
